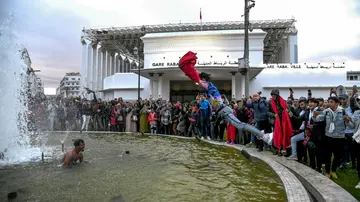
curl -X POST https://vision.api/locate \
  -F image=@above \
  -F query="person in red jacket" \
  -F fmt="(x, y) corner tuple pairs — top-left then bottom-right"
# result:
(226, 105), (237, 144)
(148, 108), (157, 134)
(109, 105), (118, 132)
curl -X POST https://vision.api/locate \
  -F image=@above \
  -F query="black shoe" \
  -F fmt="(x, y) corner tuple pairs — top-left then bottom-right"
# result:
(273, 151), (279, 155)
(257, 148), (263, 152)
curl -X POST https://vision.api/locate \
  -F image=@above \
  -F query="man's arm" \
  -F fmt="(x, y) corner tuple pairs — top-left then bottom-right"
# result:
(267, 100), (276, 118)
(79, 153), (84, 163)
(62, 153), (72, 168)
(313, 110), (326, 122)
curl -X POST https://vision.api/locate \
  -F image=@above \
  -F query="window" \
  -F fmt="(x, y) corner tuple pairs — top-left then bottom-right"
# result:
(72, 78), (75, 80)
(347, 72), (360, 81)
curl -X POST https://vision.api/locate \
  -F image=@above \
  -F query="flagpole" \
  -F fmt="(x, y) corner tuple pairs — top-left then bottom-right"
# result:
(200, 8), (203, 31)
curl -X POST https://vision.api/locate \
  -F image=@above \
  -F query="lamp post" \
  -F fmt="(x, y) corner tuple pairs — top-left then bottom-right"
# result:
(240, 0), (255, 97)
(133, 46), (140, 101)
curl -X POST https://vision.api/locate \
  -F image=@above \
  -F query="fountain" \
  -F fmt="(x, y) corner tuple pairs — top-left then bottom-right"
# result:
(0, 14), (43, 165)
(0, 133), (287, 201)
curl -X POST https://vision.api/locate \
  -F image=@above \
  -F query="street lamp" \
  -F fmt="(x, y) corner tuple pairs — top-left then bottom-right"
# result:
(239, 0), (255, 97)
(133, 46), (140, 101)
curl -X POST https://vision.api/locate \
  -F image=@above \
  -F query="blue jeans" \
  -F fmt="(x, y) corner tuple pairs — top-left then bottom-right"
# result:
(291, 132), (305, 156)
(218, 106), (262, 136)
(200, 117), (210, 138)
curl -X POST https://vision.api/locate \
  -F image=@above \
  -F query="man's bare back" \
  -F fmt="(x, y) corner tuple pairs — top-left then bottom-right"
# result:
(62, 139), (85, 168)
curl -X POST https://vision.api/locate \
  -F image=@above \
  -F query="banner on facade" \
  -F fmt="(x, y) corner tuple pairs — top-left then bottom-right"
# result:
(152, 61), (345, 69)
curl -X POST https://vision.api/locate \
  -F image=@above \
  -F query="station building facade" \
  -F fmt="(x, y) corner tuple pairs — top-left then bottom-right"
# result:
(81, 20), (358, 101)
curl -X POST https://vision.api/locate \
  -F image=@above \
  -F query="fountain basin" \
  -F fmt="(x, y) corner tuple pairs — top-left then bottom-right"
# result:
(0, 132), (286, 202)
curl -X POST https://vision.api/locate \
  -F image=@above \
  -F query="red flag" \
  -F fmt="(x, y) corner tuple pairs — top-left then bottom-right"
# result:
(200, 8), (202, 20)
(179, 51), (201, 83)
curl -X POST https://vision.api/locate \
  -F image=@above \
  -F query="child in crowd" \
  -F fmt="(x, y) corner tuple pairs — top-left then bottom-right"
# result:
(109, 105), (118, 131)
(147, 108), (157, 134)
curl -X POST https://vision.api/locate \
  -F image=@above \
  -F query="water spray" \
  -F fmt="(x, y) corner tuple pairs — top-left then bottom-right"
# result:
(0, 152), (4, 160)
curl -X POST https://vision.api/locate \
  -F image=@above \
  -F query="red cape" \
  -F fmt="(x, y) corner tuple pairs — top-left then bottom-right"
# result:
(179, 51), (201, 83)
(271, 96), (293, 150)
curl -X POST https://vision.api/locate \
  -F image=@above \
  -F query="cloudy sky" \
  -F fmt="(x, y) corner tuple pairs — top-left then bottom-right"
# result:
(1, 0), (360, 92)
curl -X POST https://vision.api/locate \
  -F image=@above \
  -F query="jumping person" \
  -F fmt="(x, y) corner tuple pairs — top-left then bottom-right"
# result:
(178, 51), (273, 144)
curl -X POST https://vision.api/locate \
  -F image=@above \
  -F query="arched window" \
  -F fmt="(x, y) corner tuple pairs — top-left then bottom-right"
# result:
(131, 61), (137, 70)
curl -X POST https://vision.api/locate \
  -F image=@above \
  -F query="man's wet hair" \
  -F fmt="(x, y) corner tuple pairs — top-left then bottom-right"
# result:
(74, 139), (85, 147)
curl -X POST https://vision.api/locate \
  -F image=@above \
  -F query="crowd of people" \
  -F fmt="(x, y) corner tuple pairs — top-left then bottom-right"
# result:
(28, 87), (360, 189)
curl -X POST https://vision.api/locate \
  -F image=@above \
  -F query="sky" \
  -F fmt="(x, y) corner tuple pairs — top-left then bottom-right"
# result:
(1, 0), (360, 94)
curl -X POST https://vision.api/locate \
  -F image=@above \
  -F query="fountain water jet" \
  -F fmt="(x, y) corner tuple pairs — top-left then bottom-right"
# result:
(0, 14), (44, 165)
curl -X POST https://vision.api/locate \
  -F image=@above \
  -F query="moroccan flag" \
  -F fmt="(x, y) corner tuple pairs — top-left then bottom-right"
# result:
(179, 51), (201, 83)
(200, 8), (202, 20)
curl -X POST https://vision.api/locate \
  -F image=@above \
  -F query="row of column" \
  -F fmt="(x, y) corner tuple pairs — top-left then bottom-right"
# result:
(230, 72), (246, 100)
(145, 72), (245, 100)
(148, 73), (163, 99)
(81, 42), (138, 94)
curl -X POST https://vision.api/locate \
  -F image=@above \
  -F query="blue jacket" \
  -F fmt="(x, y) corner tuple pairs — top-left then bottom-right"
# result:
(207, 82), (221, 98)
(198, 100), (212, 118)
(246, 99), (269, 121)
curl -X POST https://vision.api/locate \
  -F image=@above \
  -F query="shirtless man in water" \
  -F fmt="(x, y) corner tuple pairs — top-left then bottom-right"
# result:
(62, 139), (85, 168)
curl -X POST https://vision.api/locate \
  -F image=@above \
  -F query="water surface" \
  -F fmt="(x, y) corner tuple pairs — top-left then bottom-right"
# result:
(0, 133), (286, 202)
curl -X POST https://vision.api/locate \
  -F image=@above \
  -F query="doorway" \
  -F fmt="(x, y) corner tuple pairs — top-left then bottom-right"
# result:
(169, 80), (231, 102)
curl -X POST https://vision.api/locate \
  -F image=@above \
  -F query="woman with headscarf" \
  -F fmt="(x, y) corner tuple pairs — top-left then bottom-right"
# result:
(139, 104), (149, 133)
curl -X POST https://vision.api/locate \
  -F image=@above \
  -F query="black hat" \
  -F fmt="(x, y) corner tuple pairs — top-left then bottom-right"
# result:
(270, 89), (279, 96)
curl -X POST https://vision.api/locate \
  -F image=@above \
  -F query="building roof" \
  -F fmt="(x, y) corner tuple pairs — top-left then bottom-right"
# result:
(82, 19), (297, 64)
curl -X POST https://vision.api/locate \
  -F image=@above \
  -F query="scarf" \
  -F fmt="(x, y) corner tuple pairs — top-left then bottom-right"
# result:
(270, 96), (293, 149)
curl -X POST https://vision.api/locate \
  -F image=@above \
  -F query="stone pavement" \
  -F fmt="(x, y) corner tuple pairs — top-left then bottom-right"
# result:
(204, 140), (311, 202)
(201, 139), (358, 202)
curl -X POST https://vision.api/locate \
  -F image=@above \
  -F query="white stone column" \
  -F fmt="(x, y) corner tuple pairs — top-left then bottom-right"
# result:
(87, 44), (93, 90)
(149, 73), (154, 98)
(81, 42), (87, 91)
(110, 52), (115, 75)
(115, 54), (120, 73)
(106, 52), (111, 77)
(241, 74), (246, 98)
(158, 73), (163, 99)
(96, 47), (103, 92)
(231, 72), (236, 100)
(91, 43), (98, 91)
(119, 55), (123, 73)
(101, 51), (107, 88)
